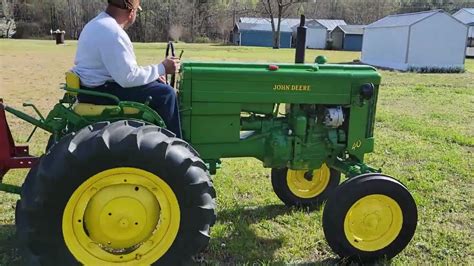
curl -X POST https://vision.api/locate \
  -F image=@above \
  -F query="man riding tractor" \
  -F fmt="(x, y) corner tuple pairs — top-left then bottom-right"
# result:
(73, 0), (182, 138)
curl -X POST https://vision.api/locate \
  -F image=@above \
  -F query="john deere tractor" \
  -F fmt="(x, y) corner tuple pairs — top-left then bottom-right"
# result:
(0, 20), (417, 265)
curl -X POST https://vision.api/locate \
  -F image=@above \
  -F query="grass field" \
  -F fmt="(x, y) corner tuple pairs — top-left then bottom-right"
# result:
(0, 39), (473, 265)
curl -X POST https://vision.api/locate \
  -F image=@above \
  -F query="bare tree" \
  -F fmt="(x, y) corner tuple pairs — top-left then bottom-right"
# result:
(5, 0), (474, 41)
(67, 0), (81, 39)
(260, 0), (304, 49)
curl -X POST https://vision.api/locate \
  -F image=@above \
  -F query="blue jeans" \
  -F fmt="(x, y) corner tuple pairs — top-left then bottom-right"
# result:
(78, 81), (182, 138)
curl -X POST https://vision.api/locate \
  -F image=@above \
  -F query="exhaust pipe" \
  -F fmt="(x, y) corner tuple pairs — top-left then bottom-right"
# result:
(295, 15), (307, 64)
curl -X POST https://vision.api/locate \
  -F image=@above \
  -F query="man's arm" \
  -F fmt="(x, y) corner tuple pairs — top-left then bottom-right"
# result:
(99, 32), (165, 88)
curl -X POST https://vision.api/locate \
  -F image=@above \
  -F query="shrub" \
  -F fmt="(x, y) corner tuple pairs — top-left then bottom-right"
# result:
(407, 66), (465, 73)
(195, 36), (211, 43)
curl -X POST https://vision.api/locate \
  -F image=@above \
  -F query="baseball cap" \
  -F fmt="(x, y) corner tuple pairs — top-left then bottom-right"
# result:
(108, 0), (142, 11)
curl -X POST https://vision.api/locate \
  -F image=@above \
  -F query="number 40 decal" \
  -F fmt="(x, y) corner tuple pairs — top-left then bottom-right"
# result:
(351, 140), (362, 150)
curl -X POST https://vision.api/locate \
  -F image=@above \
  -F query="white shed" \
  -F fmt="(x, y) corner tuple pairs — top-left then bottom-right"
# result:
(453, 8), (474, 57)
(304, 19), (346, 49)
(362, 10), (468, 71)
(301, 20), (327, 49)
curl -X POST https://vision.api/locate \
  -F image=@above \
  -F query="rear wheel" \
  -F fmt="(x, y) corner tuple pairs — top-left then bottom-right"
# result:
(271, 164), (340, 207)
(16, 120), (216, 265)
(45, 135), (56, 152)
(322, 174), (417, 261)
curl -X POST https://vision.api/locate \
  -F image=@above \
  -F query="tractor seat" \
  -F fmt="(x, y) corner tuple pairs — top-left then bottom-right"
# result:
(65, 72), (140, 116)
(73, 103), (140, 116)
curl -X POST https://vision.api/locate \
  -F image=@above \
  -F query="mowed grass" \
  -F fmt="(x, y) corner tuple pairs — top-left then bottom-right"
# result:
(0, 39), (473, 264)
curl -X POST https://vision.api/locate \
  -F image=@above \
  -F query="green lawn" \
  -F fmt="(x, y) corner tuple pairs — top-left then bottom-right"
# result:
(0, 40), (473, 264)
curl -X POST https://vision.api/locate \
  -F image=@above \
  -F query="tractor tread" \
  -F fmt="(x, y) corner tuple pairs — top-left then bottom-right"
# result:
(16, 120), (216, 265)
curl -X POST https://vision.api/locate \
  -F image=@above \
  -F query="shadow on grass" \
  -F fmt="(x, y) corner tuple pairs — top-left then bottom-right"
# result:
(200, 204), (393, 265)
(198, 204), (285, 263)
(200, 204), (345, 264)
(0, 211), (392, 265)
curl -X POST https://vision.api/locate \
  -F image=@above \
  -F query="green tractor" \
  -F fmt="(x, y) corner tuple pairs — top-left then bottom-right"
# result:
(0, 29), (417, 265)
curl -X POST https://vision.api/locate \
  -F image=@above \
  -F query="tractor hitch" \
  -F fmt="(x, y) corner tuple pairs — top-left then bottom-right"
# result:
(0, 99), (39, 194)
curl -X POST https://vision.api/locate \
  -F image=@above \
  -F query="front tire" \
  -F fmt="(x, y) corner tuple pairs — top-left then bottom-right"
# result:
(16, 120), (216, 265)
(322, 174), (417, 261)
(271, 164), (340, 208)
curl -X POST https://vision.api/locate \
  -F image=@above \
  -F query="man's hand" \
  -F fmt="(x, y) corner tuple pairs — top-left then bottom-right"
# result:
(157, 75), (178, 94)
(157, 75), (167, 83)
(162, 57), (180, 75)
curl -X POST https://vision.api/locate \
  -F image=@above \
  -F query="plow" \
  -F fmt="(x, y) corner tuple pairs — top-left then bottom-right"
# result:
(0, 18), (417, 265)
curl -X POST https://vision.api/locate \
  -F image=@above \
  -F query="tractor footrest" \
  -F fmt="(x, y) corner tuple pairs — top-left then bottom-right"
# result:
(14, 145), (31, 157)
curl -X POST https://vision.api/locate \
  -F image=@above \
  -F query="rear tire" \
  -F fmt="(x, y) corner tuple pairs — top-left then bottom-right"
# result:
(45, 135), (56, 152)
(16, 120), (216, 265)
(323, 174), (417, 262)
(271, 164), (340, 208)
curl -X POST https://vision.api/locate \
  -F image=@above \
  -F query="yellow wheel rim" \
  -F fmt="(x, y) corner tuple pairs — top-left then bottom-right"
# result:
(63, 168), (180, 265)
(286, 164), (331, 199)
(344, 194), (403, 252)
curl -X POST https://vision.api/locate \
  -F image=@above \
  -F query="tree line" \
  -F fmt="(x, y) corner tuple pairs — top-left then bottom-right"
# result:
(1, 0), (473, 42)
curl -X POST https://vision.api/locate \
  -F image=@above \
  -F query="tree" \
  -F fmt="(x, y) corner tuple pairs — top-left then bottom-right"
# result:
(5, 0), (474, 42)
(260, 0), (304, 49)
(67, 0), (81, 39)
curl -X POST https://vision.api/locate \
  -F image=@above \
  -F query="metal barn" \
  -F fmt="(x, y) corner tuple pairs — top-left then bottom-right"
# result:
(238, 17), (346, 50)
(362, 10), (468, 71)
(240, 17), (313, 48)
(453, 8), (474, 57)
(240, 18), (326, 49)
(331, 25), (364, 51)
(233, 22), (293, 48)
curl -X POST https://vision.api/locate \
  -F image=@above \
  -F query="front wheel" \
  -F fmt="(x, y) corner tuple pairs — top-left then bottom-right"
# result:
(271, 164), (340, 208)
(323, 174), (417, 261)
(17, 120), (216, 265)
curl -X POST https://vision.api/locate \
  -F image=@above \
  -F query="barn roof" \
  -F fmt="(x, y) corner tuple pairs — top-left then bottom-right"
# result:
(239, 17), (270, 24)
(236, 22), (292, 33)
(239, 17), (302, 28)
(453, 8), (474, 24)
(457, 8), (474, 15)
(334, 25), (365, 35)
(316, 19), (346, 31)
(239, 17), (346, 30)
(280, 18), (302, 27)
(366, 10), (443, 29)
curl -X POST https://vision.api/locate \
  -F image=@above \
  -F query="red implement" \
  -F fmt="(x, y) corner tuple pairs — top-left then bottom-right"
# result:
(0, 99), (38, 180)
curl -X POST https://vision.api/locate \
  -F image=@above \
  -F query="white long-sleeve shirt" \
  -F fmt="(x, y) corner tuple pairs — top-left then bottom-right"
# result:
(72, 12), (165, 88)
